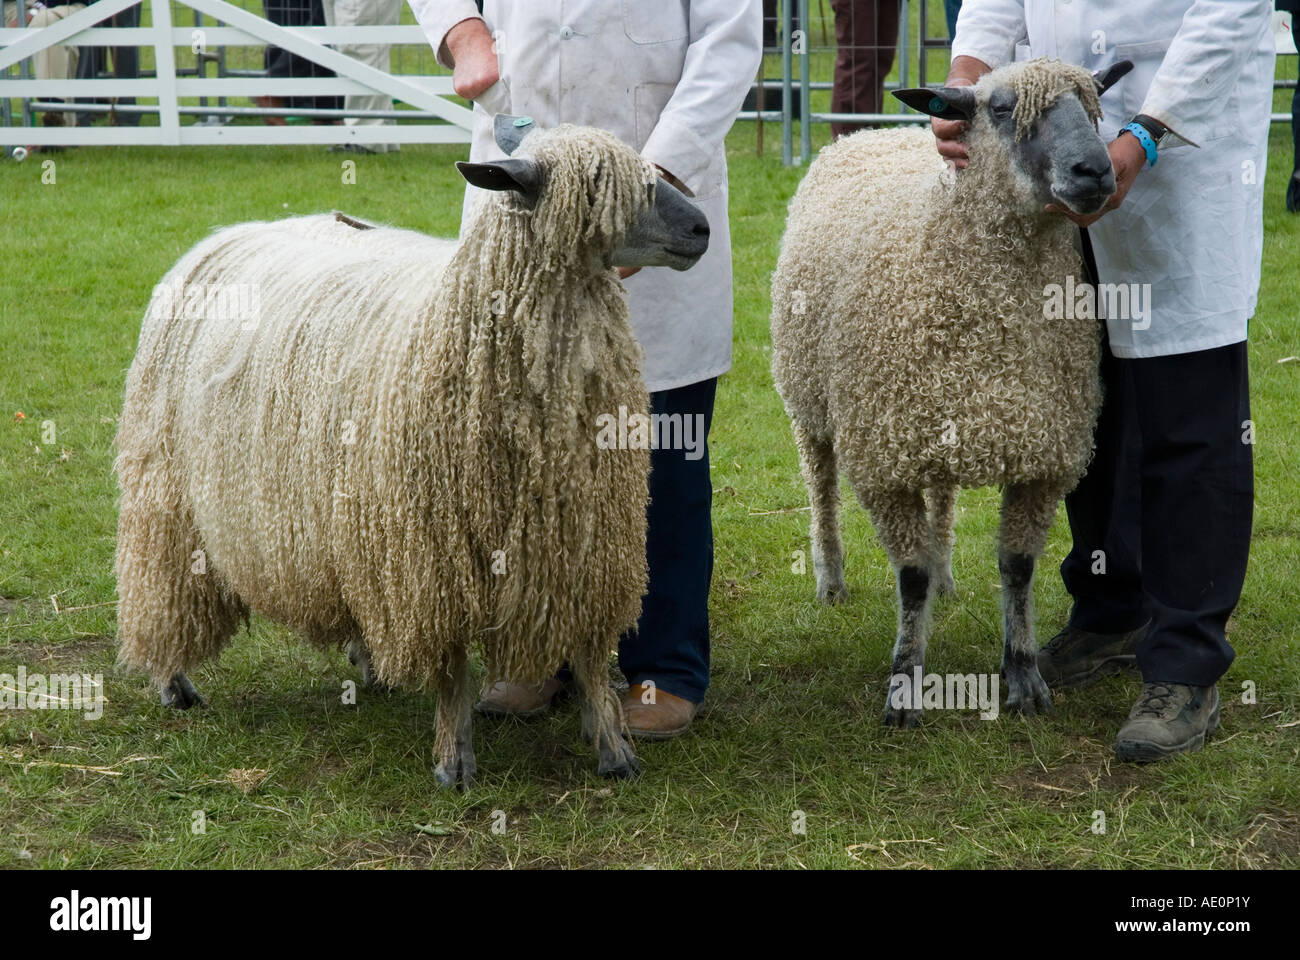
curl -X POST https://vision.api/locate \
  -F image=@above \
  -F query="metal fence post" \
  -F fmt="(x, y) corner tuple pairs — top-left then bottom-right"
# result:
(781, 0), (793, 166)
(798, 0), (810, 164)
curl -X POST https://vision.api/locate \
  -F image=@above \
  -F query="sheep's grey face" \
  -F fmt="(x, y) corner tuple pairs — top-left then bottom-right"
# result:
(609, 176), (710, 271)
(989, 91), (1115, 216)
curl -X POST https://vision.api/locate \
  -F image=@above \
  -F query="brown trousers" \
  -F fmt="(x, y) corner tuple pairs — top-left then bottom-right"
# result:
(830, 0), (900, 138)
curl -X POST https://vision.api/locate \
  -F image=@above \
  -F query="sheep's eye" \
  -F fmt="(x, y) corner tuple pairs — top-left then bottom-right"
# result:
(990, 103), (1014, 120)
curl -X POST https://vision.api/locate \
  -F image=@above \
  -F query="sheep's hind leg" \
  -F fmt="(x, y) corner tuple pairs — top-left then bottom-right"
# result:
(575, 653), (641, 780)
(794, 425), (847, 604)
(926, 485), (958, 596)
(866, 489), (934, 728)
(433, 647), (477, 789)
(997, 480), (1062, 717)
(161, 672), (205, 709)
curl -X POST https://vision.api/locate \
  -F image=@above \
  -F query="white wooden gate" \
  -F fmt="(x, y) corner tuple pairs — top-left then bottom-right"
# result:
(0, 0), (472, 145)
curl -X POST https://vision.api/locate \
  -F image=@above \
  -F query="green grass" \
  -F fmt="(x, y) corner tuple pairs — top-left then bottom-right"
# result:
(1, 107), (1298, 868)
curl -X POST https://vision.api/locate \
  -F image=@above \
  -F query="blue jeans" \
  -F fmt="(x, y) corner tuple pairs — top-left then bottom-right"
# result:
(944, 0), (962, 39)
(557, 377), (716, 703)
(618, 377), (717, 703)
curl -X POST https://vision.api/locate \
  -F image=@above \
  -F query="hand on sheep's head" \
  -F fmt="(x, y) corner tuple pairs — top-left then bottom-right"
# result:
(1044, 133), (1146, 228)
(931, 56), (991, 170)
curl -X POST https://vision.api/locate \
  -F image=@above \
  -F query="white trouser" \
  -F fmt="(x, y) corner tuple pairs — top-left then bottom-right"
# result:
(320, 0), (401, 152)
(5, 2), (86, 125)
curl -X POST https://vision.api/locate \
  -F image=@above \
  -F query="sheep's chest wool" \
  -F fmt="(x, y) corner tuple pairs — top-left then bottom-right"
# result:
(776, 124), (1100, 494)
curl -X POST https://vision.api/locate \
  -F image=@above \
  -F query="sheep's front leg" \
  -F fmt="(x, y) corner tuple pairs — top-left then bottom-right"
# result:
(433, 647), (476, 789)
(574, 652), (641, 780)
(794, 425), (847, 604)
(866, 489), (934, 728)
(997, 480), (1062, 716)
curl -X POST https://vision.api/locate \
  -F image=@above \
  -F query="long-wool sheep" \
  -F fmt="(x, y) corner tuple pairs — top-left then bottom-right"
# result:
(115, 124), (662, 784)
(770, 59), (1114, 724)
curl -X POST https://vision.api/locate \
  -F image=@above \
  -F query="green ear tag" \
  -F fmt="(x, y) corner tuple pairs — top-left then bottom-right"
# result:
(929, 97), (948, 113)
(513, 116), (534, 127)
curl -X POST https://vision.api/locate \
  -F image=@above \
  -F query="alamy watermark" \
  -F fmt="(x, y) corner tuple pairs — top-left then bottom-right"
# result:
(1043, 276), (1153, 330)
(595, 405), (706, 461)
(887, 668), (1000, 720)
(149, 279), (261, 330)
(0, 667), (103, 720)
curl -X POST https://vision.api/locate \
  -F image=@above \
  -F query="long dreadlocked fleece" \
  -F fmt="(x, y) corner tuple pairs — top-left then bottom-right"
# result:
(116, 125), (656, 691)
(770, 59), (1104, 495)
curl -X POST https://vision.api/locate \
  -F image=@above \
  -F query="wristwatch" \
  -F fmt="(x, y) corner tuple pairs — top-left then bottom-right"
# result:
(1121, 114), (1169, 168)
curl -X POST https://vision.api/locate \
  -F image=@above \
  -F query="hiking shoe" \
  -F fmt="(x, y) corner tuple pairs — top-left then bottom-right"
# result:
(1036, 621), (1147, 689)
(1115, 683), (1220, 763)
(1287, 171), (1300, 213)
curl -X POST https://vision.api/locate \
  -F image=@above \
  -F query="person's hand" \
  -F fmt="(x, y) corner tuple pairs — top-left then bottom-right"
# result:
(617, 267), (641, 279)
(443, 18), (499, 101)
(1045, 132), (1146, 228)
(932, 56), (989, 170)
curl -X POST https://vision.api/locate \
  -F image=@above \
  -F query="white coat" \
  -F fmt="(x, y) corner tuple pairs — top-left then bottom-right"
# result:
(409, 0), (764, 391)
(953, 0), (1276, 358)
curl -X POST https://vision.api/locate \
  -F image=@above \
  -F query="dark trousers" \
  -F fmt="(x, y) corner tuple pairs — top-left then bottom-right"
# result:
(73, 4), (140, 126)
(263, 0), (342, 111)
(617, 377), (717, 704)
(1292, 17), (1299, 172)
(1060, 339), (1253, 686)
(830, 0), (900, 138)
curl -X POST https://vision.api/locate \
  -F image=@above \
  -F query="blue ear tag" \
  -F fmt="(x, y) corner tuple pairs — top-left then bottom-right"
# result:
(513, 116), (533, 128)
(929, 97), (948, 114)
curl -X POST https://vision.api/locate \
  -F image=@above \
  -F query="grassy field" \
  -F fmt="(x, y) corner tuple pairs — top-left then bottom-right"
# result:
(2, 93), (1299, 866)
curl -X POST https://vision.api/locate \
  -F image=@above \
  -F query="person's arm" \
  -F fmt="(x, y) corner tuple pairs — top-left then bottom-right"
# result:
(933, 0), (1025, 168)
(1055, 1), (1271, 228)
(638, 0), (764, 197)
(1137, 0), (1272, 147)
(407, 0), (498, 99)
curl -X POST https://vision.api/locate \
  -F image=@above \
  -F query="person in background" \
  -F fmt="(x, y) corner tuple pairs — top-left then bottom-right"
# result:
(944, 0), (962, 40)
(74, 1), (141, 127)
(4, 0), (84, 128)
(1280, 0), (1300, 210)
(321, 0), (402, 153)
(408, 0), (763, 739)
(259, 0), (343, 123)
(829, 0), (899, 138)
(941, 0), (1273, 762)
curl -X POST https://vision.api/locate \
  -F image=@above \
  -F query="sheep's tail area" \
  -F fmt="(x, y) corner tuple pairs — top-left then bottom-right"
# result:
(339, 201), (651, 690)
(114, 228), (263, 683)
(115, 215), (450, 682)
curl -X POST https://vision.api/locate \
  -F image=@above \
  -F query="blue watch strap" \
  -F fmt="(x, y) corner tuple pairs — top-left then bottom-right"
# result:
(1122, 121), (1158, 168)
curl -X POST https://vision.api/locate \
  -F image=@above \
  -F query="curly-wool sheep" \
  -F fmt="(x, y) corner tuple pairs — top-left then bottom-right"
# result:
(115, 122), (708, 786)
(770, 59), (1124, 725)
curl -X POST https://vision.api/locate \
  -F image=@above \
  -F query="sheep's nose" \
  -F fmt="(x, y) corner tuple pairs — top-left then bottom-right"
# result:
(1071, 156), (1111, 181)
(692, 219), (710, 238)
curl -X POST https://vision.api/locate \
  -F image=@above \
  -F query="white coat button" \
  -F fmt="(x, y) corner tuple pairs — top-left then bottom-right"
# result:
(559, 25), (574, 39)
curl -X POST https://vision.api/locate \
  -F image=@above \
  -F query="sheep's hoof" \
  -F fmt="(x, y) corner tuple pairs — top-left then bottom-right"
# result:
(597, 735), (642, 780)
(816, 580), (849, 605)
(433, 753), (477, 791)
(1003, 661), (1054, 717)
(160, 672), (205, 710)
(882, 703), (922, 728)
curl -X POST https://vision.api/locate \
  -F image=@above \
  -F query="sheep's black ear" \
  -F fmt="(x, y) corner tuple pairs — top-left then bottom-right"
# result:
(455, 158), (542, 205)
(1092, 60), (1133, 96)
(493, 114), (536, 156)
(893, 86), (977, 121)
